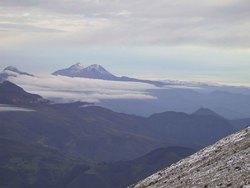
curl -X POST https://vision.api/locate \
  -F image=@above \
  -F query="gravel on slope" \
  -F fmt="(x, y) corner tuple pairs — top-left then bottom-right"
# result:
(132, 127), (250, 188)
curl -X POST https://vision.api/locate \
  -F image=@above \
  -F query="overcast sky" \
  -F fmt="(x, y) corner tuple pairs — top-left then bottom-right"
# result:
(0, 0), (249, 85)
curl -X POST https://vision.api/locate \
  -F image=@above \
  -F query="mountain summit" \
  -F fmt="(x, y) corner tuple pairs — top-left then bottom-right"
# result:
(4, 66), (34, 77)
(68, 63), (85, 70)
(52, 63), (165, 86)
(192, 107), (223, 118)
(52, 63), (116, 80)
(0, 66), (34, 82)
(52, 63), (85, 77)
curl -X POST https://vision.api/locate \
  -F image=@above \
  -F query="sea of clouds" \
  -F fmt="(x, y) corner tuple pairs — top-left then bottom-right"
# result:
(9, 74), (158, 103)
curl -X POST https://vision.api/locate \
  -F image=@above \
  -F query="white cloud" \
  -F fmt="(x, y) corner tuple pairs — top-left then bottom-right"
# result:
(9, 74), (157, 103)
(0, 0), (249, 48)
(0, 0), (249, 86)
(0, 104), (34, 112)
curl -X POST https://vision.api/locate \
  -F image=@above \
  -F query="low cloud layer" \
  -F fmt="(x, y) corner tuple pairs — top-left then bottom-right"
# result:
(0, 104), (34, 112)
(9, 75), (157, 103)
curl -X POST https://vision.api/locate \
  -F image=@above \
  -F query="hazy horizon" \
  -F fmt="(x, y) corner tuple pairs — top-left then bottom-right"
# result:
(0, 0), (250, 86)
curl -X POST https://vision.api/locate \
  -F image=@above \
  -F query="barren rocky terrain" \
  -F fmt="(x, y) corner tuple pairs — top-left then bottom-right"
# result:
(132, 127), (250, 188)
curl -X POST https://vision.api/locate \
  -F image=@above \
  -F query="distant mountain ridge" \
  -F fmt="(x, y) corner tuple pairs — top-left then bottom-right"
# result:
(4, 66), (34, 77)
(0, 66), (33, 82)
(0, 82), (237, 162)
(0, 81), (48, 105)
(52, 63), (166, 86)
(2, 65), (250, 119)
(192, 107), (224, 118)
(52, 63), (121, 79)
(0, 82), (248, 188)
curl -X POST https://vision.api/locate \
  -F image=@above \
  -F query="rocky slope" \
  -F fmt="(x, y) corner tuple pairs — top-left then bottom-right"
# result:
(0, 81), (48, 105)
(131, 127), (250, 188)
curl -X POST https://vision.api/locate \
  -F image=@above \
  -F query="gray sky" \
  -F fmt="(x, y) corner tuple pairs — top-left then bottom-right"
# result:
(0, 0), (250, 85)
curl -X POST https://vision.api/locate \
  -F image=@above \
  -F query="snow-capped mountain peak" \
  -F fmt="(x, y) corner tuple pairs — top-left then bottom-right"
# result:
(52, 63), (166, 86)
(86, 64), (103, 69)
(52, 63), (117, 80)
(4, 66), (19, 72)
(84, 64), (112, 75)
(3, 66), (34, 76)
(68, 63), (85, 70)
(0, 66), (34, 82)
(52, 63), (85, 77)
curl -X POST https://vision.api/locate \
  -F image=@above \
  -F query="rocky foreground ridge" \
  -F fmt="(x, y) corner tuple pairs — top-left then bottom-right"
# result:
(131, 127), (250, 188)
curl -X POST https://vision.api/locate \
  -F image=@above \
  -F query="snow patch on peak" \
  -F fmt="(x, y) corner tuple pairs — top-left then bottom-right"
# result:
(85, 64), (110, 73)
(69, 63), (85, 70)
(52, 63), (116, 80)
(88, 64), (102, 69)
(4, 66), (19, 72)
(0, 66), (34, 82)
(52, 63), (166, 86)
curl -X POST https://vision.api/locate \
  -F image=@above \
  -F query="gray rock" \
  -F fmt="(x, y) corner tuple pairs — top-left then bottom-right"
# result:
(131, 127), (250, 188)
